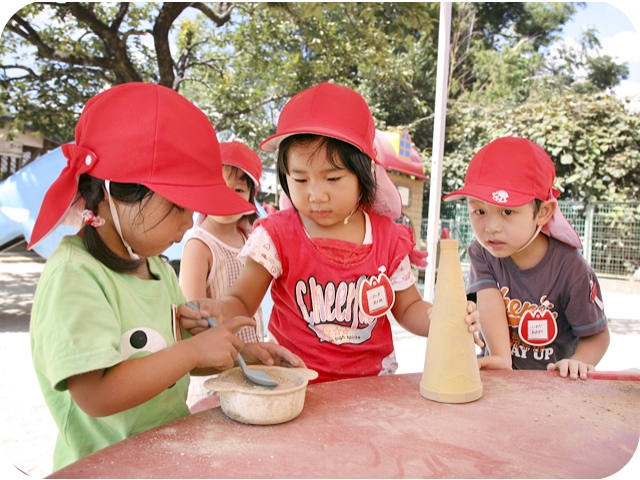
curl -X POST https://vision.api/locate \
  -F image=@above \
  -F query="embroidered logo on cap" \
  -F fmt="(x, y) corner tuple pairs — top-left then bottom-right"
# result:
(492, 190), (509, 203)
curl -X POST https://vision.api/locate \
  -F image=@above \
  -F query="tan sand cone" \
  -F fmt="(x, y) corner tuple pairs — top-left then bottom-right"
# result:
(420, 239), (483, 403)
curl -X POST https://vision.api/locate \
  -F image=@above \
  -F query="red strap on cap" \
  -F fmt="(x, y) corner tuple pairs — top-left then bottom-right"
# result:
(27, 144), (98, 248)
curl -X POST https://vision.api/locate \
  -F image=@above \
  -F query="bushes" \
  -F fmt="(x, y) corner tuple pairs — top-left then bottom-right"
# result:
(443, 92), (640, 202)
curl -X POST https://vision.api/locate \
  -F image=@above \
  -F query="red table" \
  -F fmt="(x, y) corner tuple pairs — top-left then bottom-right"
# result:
(47, 371), (639, 478)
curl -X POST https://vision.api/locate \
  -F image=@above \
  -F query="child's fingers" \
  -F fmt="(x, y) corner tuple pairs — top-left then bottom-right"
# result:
(182, 317), (210, 331)
(575, 362), (594, 380)
(240, 343), (306, 368)
(466, 301), (477, 313)
(547, 360), (570, 378)
(182, 300), (224, 326)
(465, 301), (480, 332)
(280, 355), (307, 369)
(466, 315), (480, 332)
(477, 354), (511, 370)
(178, 308), (209, 333)
(577, 363), (588, 380)
(262, 343), (305, 368)
(241, 343), (275, 366)
(179, 302), (201, 320)
(568, 360), (584, 380)
(464, 307), (481, 333)
(179, 302), (209, 329)
(549, 359), (593, 380)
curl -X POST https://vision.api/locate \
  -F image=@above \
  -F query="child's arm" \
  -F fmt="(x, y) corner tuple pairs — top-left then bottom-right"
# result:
(391, 285), (480, 337)
(179, 238), (211, 301)
(180, 258), (272, 334)
(547, 327), (610, 379)
(224, 258), (273, 319)
(65, 316), (253, 417)
(180, 300), (305, 370)
(475, 288), (513, 370)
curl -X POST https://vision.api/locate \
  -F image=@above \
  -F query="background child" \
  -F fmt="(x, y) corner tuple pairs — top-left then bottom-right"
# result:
(181, 82), (480, 383)
(443, 136), (610, 379)
(28, 83), (302, 471)
(180, 140), (265, 406)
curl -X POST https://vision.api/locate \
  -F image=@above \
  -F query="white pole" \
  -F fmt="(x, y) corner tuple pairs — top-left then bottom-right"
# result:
(423, 2), (452, 303)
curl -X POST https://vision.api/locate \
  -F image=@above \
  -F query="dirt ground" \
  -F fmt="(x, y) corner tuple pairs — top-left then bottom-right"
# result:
(1, 247), (639, 478)
(0, 253), (54, 478)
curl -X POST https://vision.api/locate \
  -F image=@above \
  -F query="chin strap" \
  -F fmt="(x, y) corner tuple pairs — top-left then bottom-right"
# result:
(105, 180), (140, 260)
(344, 194), (362, 225)
(515, 224), (543, 253)
(343, 205), (359, 225)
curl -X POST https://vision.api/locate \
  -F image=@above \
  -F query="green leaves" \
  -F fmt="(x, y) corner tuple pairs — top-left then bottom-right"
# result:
(446, 92), (640, 202)
(1, 1), (638, 208)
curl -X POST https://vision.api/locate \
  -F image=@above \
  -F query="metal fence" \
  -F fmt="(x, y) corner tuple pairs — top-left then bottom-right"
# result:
(422, 201), (640, 279)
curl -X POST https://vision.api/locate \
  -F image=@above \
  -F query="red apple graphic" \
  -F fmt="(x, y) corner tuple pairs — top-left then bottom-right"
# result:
(518, 309), (558, 347)
(359, 272), (395, 318)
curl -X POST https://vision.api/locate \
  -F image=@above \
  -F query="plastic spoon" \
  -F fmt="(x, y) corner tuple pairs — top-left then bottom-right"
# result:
(185, 302), (278, 387)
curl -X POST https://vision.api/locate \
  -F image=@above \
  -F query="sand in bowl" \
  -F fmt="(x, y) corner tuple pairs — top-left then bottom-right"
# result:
(216, 367), (301, 391)
(204, 366), (318, 425)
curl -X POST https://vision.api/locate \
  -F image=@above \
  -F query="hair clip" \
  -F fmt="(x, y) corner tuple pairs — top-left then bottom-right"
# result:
(81, 209), (106, 228)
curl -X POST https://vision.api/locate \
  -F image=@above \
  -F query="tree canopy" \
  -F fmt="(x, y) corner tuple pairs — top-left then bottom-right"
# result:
(446, 92), (640, 202)
(1, 2), (637, 202)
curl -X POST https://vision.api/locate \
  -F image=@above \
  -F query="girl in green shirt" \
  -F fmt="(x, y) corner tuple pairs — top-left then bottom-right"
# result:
(29, 83), (303, 471)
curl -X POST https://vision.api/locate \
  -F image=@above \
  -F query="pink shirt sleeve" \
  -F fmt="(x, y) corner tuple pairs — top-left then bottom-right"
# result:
(238, 226), (283, 278)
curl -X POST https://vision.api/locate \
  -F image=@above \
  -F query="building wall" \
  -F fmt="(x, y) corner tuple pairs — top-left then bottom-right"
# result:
(388, 171), (425, 243)
(0, 126), (60, 181)
(0, 126), (46, 150)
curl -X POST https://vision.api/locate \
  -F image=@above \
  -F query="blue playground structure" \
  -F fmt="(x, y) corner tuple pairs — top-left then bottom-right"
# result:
(0, 146), (252, 260)
(0, 147), (78, 257)
(0, 147), (274, 321)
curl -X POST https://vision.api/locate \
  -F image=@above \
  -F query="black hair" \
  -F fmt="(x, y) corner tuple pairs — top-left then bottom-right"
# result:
(77, 174), (178, 273)
(276, 134), (376, 210)
(533, 199), (542, 217)
(222, 165), (258, 226)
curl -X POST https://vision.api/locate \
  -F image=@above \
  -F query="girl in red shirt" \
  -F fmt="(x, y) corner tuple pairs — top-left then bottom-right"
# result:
(182, 83), (480, 382)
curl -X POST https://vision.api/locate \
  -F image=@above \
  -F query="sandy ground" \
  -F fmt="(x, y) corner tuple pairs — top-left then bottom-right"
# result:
(1, 251), (639, 478)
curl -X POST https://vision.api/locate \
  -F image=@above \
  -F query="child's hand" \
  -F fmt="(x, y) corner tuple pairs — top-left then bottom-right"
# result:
(178, 300), (225, 334)
(241, 342), (307, 369)
(465, 301), (481, 334)
(188, 316), (255, 370)
(477, 354), (512, 370)
(547, 358), (594, 380)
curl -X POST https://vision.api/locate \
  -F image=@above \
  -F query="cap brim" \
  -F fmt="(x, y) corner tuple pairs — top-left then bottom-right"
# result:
(151, 182), (256, 217)
(443, 185), (535, 207)
(260, 127), (372, 158)
(221, 162), (260, 190)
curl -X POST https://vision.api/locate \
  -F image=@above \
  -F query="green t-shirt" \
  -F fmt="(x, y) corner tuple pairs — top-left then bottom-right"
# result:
(30, 235), (190, 471)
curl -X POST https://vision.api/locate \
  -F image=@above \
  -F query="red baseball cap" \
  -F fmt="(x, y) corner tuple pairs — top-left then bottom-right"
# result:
(28, 83), (255, 249)
(260, 82), (401, 220)
(220, 141), (262, 190)
(444, 137), (555, 206)
(260, 82), (377, 160)
(444, 136), (582, 249)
